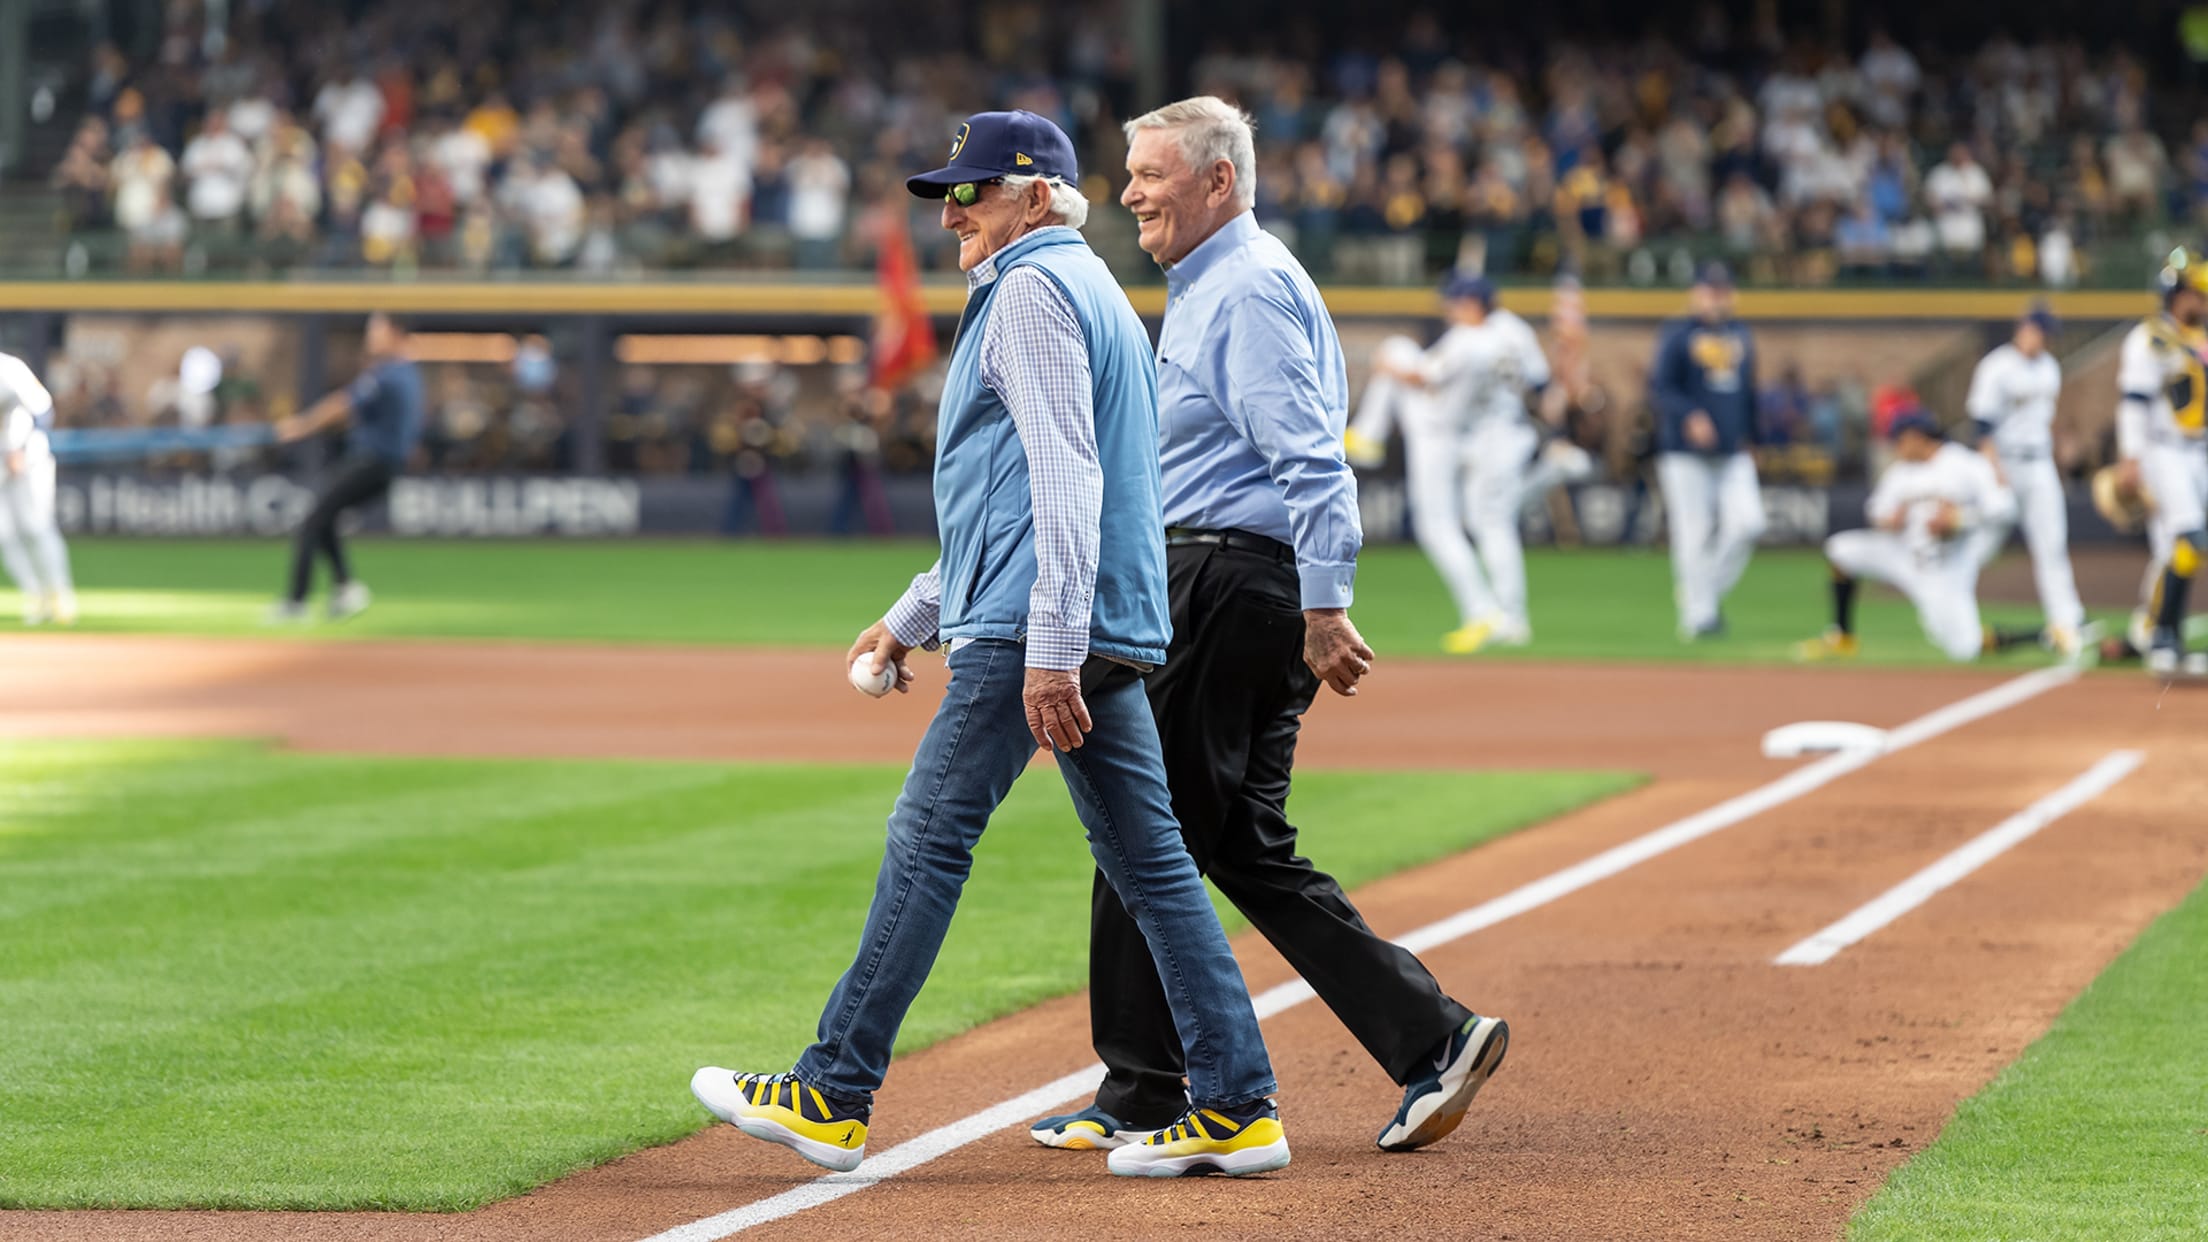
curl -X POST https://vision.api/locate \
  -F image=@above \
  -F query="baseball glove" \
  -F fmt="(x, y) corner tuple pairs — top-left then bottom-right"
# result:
(2091, 465), (2152, 534)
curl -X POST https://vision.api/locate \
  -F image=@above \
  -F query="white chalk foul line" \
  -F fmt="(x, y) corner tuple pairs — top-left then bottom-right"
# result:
(639, 664), (2076, 1242)
(1775, 747), (2144, 966)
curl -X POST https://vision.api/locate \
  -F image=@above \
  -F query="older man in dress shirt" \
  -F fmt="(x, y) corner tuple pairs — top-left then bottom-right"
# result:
(1031, 96), (1510, 1158)
(691, 110), (1288, 1181)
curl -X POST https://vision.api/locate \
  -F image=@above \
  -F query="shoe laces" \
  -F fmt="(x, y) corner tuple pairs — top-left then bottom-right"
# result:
(1144, 1103), (1257, 1146)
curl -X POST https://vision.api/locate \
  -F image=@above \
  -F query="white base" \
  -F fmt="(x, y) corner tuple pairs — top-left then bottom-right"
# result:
(1762, 721), (1888, 759)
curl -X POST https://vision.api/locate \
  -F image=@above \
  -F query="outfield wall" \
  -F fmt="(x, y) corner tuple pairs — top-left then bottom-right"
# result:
(56, 470), (2141, 547)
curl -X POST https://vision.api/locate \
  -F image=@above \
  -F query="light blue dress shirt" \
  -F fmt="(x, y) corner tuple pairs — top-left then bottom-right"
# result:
(1156, 211), (1360, 610)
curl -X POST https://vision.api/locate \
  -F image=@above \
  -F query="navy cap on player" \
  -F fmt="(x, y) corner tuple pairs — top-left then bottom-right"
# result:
(1439, 271), (1495, 307)
(1888, 411), (1944, 441)
(2020, 301), (2059, 335)
(1692, 260), (1734, 289)
(906, 111), (1079, 201)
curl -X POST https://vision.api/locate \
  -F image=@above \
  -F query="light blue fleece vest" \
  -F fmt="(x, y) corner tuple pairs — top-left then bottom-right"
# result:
(932, 228), (1170, 665)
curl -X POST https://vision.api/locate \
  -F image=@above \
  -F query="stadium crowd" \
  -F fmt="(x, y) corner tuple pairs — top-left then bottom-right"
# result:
(36, 2), (2207, 284)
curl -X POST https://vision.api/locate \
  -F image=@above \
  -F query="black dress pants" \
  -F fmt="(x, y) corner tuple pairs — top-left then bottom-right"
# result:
(287, 456), (393, 603)
(1089, 538), (1474, 1126)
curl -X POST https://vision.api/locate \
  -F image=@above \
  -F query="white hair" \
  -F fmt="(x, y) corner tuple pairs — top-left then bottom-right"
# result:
(999, 174), (1090, 230)
(1123, 96), (1257, 209)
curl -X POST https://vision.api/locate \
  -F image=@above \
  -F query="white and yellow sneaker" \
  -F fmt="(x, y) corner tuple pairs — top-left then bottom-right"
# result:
(1030, 1105), (1157, 1150)
(691, 1068), (869, 1173)
(1106, 1099), (1290, 1178)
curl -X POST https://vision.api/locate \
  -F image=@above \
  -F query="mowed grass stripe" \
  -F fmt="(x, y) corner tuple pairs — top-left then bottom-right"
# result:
(23, 537), (2092, 667)
(0, 739), (1637, 1210)
(1850, 873), (2208, 1242)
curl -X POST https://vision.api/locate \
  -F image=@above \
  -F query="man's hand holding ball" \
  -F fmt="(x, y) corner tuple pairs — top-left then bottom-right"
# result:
(846, 620), (917, 698)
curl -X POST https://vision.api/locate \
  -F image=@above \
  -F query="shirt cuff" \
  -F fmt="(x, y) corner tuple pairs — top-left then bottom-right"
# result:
(1297, 561), (1357, 611)
(883, 592), (942, 652)
(1024, 622), (1090, 670)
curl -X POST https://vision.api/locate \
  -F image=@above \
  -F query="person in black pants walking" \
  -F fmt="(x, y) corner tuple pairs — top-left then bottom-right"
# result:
(1031, 97), (1508, 1158)
(269, 312), (424, 622)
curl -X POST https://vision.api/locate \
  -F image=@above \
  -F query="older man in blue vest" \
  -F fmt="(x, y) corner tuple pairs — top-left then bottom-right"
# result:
(691, 111), (1287, 1181)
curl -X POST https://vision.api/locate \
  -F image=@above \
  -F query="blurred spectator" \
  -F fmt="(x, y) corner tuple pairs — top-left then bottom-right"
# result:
(1924, 142), (1992, 265)
(313, 69), (385, 155)
(51, 121), (112, 230)
(180, 112), (255, 236)
(788, 139), (852, 270)
(110, 130), (180, 270)
(688, 136), (752, 265)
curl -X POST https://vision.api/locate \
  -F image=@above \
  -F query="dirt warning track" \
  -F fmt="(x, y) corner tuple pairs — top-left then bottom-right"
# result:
(2, 636), (2204, 1241)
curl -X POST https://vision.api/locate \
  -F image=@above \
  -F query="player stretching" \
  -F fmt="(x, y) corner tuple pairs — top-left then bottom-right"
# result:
(1796, 414), (2048, 663)
(269, 312), (422, 622)
(1651, 262), (1764, 641)
(1346, 273), (1503, 651)
(0, 352), (78, 626)
(2117, 250), (2208, 676)
(1966, 302), (2088, 657)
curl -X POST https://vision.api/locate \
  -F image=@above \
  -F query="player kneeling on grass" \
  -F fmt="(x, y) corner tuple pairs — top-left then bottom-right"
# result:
(1798, 413), (2050, 663)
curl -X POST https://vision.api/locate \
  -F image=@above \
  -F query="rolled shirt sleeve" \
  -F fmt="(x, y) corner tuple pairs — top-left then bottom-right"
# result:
(1221, 286), (1361, 609)
(979, 266), (1101, 670)
(883, 561), (944, 651)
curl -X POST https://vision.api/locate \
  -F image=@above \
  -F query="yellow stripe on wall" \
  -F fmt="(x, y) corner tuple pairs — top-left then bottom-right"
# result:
(0, 280), (2156, 321)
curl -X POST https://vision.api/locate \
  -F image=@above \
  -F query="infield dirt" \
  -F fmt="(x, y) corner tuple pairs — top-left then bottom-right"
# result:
(3, 636), (2204, 1241)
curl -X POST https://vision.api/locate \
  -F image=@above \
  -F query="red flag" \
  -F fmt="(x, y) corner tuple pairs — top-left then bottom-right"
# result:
(870, 202), (938, 391)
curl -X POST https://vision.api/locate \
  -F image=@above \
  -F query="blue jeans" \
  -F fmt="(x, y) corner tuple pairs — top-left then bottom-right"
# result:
(794, 639), (1275, 1110)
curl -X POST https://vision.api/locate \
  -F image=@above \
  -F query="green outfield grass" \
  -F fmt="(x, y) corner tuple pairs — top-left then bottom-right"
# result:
(13, 537), (2103, 667)
(0, 738), (1638, 1210)
(1849, 875), (2208, 1241)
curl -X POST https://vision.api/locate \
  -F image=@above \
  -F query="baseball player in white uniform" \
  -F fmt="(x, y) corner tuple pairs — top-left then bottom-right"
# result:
(0, 352), (77, 626)
(1797, 413), (2037, 663)
(2120, 250), (2208, 675)
(1965, 303), (2086, 655)
(1346, 273), (1548, 652)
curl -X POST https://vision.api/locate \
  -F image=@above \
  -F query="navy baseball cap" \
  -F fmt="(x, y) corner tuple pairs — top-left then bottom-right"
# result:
(1440, 271), (1495, 307)
(1693, 260), (1734, 289)
(906, 110), (1079, 199)
(1888, 411), (1944, 441)
(2020, 301), (2059, 335)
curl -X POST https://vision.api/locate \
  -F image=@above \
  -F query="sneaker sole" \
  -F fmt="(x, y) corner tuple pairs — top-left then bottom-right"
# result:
(1108, 1138), (1291, 1178)
(1378, 1016), (1510, 1152)
(732, 1115), (866, 1173)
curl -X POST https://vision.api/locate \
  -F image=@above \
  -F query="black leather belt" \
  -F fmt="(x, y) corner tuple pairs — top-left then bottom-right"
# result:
(1164, 527), (1295, 565)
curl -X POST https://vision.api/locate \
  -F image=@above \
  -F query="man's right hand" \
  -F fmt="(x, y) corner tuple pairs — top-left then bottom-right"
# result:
(846, 620), (917, 696)
(2117, 457), (2143, 493)
(1684, 410), (1718, 451)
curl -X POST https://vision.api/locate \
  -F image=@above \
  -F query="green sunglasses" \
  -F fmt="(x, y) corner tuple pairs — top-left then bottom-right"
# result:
(944, 177), (1006, 206)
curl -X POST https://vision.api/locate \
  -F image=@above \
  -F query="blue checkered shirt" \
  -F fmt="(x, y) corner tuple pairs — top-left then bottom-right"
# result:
(885, 234), (1101, 670)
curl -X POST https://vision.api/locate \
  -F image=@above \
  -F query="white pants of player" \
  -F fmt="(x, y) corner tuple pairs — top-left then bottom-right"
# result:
(1464, 416), (1539, 629)
(1657, 451), (1766, 631)
(1355, 337), (1499, 627)
(1826, 528), (1992, 662)
(2141, 440), (2208, 632)
(0, 451), (74, 613)
(1993, 454), (2085, 632)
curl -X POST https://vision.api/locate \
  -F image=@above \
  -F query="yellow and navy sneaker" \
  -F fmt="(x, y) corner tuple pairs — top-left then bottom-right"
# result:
(1343, 427), (1385, 468)
(690, 1067), (869, 1173)
(1105, 1099), (1290, 1178)
(1030, 1106), (1157, 1150)
(1442, 619), (1495, 655)
(1792, 629), (1859, 662)
(1377, 1013), (1509, 1152)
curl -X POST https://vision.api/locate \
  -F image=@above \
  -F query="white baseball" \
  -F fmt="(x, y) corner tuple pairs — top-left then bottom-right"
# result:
(849, 653), (897, 698)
